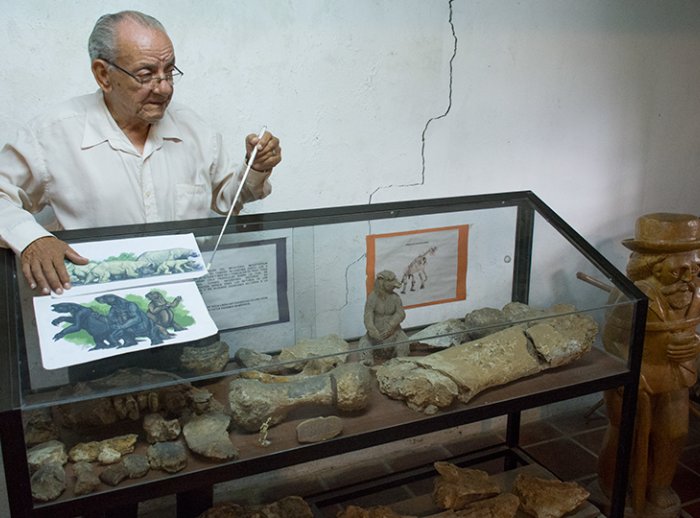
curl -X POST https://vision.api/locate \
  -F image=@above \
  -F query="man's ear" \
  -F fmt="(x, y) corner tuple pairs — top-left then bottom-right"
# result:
(91, 59), (111, 92)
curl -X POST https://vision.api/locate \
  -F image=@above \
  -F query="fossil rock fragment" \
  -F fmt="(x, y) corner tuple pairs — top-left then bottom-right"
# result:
(197, 495), (313, 517)
(512, 473), (590, 518)
(122, 454), (150, 479)
(432, 462), (500, 510)
(229, 363), (371, 432)
(337, 505), (411, 518)
(56, 368), (193, 428)
(180, 340), (230, 374)
(377, 306), (597, 413)
(97, 446), (122, 465)
(182, 412), (238, 460)
(296, 416), (343, 443)
(23, 408), (60, 447)
(373, 361), (459, 415)
(27, 440), (68, 474)
(73, 461), (100, 496)
(31, 462), (65, 502)
(450, 493), (520, 517)
(100, 462), (129, 486)
(69, 434), (138, 463)
(147, 441), (187, 473)
(410, 319), (470, 349)
(143, 413), (181, 443)
(278, 334), (350, 374)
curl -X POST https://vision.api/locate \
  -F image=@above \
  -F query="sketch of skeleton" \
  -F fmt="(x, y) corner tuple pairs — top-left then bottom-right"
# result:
(400, 246), (437, 294)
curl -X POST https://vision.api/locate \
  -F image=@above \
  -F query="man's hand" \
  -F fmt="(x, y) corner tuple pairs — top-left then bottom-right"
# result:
(21, 236), (89, 295)
(245, 131), (282, 172)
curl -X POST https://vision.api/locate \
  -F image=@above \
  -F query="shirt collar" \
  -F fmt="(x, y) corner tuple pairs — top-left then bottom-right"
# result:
(82, 91), (183, 154)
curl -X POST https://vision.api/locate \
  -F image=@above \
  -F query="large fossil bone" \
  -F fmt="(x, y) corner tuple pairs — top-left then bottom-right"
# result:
(228, 363), (371, 432)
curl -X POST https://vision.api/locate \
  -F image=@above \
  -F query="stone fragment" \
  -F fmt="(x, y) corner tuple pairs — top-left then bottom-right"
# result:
(69, 441), (101, 463)
(512, 473), (590, 518)
(229, 363), (371, 431)
(432, 462), (500, 510)
(23, 408), (60, 447)
(374, 362), (459, 415)
(418, 326), (541, 403)
(182, 412), (238, 460)
(336, 505), (408, 518)
(376, 305), (597, 413)
(147, 441), (187, 473)
(69, 433), (138, 463)
(27, 440), (68, 474)
(122, 454), (150, 479)
(98, 446), (122, 465)
(189, 387), (224, 415)
(197, 495), (313, 517)
(56, 368), (192, 428)
(296, 416), (343, 443)
(234, 348), (274, 369)
(99, 462), (129, 486)
(31, 462), (65, 502)
(453, 493), (520, 517)
(278, 334), (350, 374)
(180, 340), (230, 374)
(463, 307), (510, 338)
(143, 413), (181, 443)
(409, 318), (471, 349)
(73, 461), (100, 496)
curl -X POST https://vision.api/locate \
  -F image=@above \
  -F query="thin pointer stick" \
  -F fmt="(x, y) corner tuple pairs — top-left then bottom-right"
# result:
(207, 126), (267, 269)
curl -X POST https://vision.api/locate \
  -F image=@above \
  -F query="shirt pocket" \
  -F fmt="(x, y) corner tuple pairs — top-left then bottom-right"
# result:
(175, 183), (211, 219)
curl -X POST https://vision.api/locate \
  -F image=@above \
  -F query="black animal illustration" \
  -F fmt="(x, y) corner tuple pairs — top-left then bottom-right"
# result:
(95, 294), (172, 347)
(146, 291), (186, 332)
(51, 302), (117, 350)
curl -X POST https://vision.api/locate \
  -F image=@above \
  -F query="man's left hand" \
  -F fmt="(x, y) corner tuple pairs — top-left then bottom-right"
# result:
(245, 131), (282, 172)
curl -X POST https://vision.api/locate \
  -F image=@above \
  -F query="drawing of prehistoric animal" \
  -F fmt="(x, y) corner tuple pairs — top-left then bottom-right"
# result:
(51, 302), (118, 349)
(65, 262), (99, 285)
(137, 248), (199, 266)
(85, 260), (156, 284)
(146, 291), (186, 332)
(95, 294), (172, 347)
(400, 246), (437, 294)
(155, 259), (202, 275)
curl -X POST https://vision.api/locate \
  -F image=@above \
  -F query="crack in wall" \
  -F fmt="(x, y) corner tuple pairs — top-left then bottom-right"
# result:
(334, 0), (458, 315)
(368, 0), (457, 204)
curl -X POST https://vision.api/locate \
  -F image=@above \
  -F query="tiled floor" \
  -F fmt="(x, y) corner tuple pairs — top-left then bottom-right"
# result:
(185, 398), (700, 518)
(518, 402), (700, 517)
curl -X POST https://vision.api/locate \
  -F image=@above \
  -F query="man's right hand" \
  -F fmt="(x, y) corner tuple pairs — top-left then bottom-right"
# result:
(21, 236), (89, 295)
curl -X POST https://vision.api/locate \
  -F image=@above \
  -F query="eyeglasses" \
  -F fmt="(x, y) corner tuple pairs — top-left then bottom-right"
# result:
(103, 59), (184, 87)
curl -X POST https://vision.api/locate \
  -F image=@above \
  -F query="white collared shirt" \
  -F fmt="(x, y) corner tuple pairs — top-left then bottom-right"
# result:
(0, 91), (271, 254)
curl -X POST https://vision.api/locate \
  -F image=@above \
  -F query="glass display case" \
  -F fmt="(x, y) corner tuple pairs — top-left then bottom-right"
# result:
(0, 191), (646, 518)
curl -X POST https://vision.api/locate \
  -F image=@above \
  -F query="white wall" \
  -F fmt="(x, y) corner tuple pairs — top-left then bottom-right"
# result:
(2, 0), (700, 275)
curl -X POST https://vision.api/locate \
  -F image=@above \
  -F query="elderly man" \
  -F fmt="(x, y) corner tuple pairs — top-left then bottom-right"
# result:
(0, 10), (281, 295)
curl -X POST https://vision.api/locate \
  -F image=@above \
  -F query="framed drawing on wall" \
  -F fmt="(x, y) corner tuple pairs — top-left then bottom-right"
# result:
(366, 225), (469, 309)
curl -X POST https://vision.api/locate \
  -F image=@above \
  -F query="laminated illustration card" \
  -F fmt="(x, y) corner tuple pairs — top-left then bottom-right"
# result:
(33, 282), (217, 370)
(56, 233), (207, 297)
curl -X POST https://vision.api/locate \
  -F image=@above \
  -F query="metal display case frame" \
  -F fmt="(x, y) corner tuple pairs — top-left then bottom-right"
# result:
(0, 191), (646, 518)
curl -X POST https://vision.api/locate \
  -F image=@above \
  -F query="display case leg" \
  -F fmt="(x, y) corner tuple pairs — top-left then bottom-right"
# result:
(505, 411), (521, 470)
(177, 486), (213, 518)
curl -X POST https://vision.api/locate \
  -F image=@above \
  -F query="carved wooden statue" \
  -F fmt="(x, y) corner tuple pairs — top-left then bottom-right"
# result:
(359, 270), (410, 365)
(598, 213), (700, 517)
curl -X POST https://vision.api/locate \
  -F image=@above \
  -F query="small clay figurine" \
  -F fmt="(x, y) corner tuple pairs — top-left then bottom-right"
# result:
(258, 417), (272, 447)
(359, 270), (410, 365)
(598, 213), (700, 516)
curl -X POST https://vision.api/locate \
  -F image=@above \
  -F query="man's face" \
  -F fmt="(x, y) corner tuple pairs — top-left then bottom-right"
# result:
(103, 20), (176, 126)
(654, 251), (700, 309)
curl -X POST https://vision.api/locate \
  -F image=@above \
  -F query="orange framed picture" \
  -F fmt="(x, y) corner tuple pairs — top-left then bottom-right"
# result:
(366, 225), (469, 309)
